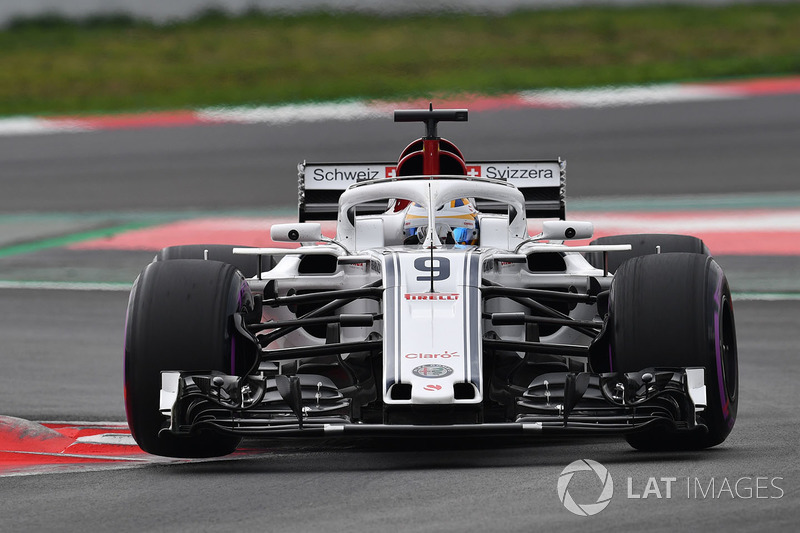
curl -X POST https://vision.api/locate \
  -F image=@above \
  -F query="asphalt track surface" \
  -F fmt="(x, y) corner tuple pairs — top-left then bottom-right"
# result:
(3, 94), (800, 212)
(1, 95), (799, 531)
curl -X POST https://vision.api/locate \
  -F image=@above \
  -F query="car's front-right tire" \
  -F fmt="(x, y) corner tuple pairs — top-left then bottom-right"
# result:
(608, 253), (738, 451)
(586, 233), (709, 274)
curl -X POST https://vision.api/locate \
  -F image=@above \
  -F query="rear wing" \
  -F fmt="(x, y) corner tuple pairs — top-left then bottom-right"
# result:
(297, 159), (566, 222)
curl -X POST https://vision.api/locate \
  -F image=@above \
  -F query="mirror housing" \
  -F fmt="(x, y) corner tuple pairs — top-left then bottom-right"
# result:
(270, 223), (323, 243)
(538, 221), (593, 241)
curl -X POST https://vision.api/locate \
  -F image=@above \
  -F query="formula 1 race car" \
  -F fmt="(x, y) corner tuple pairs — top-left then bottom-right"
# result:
(124, 108), (738, 458)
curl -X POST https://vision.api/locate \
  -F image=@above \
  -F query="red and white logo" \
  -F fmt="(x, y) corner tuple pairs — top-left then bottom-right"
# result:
(404, 293), (459, 301)
(466, 165), (481, 177)
(405, 351), (460, 359)
(386, 166), (397, 178)
(424, 384), (443, 392)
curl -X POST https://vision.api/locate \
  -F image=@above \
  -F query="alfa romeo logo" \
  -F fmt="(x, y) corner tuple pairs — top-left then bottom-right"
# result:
(557, 459), (614, 516)
(411, 364), (453, 378)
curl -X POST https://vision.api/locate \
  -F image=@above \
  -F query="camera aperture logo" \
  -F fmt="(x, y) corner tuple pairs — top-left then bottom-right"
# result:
(557, 459), (614, 516)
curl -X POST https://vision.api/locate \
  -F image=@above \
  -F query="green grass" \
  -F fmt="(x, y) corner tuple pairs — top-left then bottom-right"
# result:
(1, 4), (799, 116)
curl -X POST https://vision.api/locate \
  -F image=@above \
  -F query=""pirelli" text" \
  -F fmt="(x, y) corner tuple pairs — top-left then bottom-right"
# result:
(404, 293), (460, 301)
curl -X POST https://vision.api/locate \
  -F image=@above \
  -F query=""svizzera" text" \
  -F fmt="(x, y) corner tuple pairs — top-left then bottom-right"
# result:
(485, 166), (555, 180)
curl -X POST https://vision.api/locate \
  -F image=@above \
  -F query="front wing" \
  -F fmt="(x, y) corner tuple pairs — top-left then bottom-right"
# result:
(158, 367), (708, 439)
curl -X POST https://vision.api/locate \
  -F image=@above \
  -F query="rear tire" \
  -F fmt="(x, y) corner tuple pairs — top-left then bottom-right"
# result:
(586, 233), (709, 274)
(609, 253), (738, 451)
(124, 259), (251, 457)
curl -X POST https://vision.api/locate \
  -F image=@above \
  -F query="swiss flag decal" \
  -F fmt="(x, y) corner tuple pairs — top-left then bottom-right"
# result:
(466, 166), (481, 177)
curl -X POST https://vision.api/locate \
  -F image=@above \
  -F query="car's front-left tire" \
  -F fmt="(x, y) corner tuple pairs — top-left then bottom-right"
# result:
(155, 244), (262, 278)
(124, 259), (251, 457)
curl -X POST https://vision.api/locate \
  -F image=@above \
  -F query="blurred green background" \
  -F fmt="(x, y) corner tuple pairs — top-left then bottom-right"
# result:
(1, 4), (799, 116)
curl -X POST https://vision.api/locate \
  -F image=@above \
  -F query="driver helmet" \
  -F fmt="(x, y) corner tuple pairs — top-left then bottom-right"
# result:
(403, 198), (479, 245)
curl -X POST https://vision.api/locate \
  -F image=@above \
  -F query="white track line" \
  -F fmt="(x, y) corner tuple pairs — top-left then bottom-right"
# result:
(0, 117), (91, 136)
(1, 449), (148, 462)
(732, 293), (800, 302)
(0, 281), (132, 291)
(520, 84), (739, 108)
(197, 100), (385, 125)
(36, 420), (128, 426)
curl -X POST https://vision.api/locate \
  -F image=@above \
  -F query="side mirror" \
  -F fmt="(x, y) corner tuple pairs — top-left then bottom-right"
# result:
(270, 223), (323, 243)
(538, 220), (593, 241)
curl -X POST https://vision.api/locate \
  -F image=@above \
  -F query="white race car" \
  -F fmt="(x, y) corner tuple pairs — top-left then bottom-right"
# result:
(124, 108), (738, 457)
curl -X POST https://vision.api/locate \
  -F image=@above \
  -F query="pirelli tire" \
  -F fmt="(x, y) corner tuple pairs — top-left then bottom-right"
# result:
(609, 253), (738, 451)
(585, 233), (709, 274)
(155, 244), (262, 278)
(124, 259), (253, 458)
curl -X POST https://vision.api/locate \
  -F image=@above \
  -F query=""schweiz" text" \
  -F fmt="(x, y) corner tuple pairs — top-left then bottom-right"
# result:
(312, 168), (380, 181)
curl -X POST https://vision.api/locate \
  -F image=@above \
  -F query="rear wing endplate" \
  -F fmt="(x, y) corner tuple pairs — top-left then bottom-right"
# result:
(297, 159), (565, 222)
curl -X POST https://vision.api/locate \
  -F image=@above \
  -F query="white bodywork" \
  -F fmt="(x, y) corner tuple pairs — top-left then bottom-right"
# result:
(382, 249), (482, 405)
(237, 173), (630, 408)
